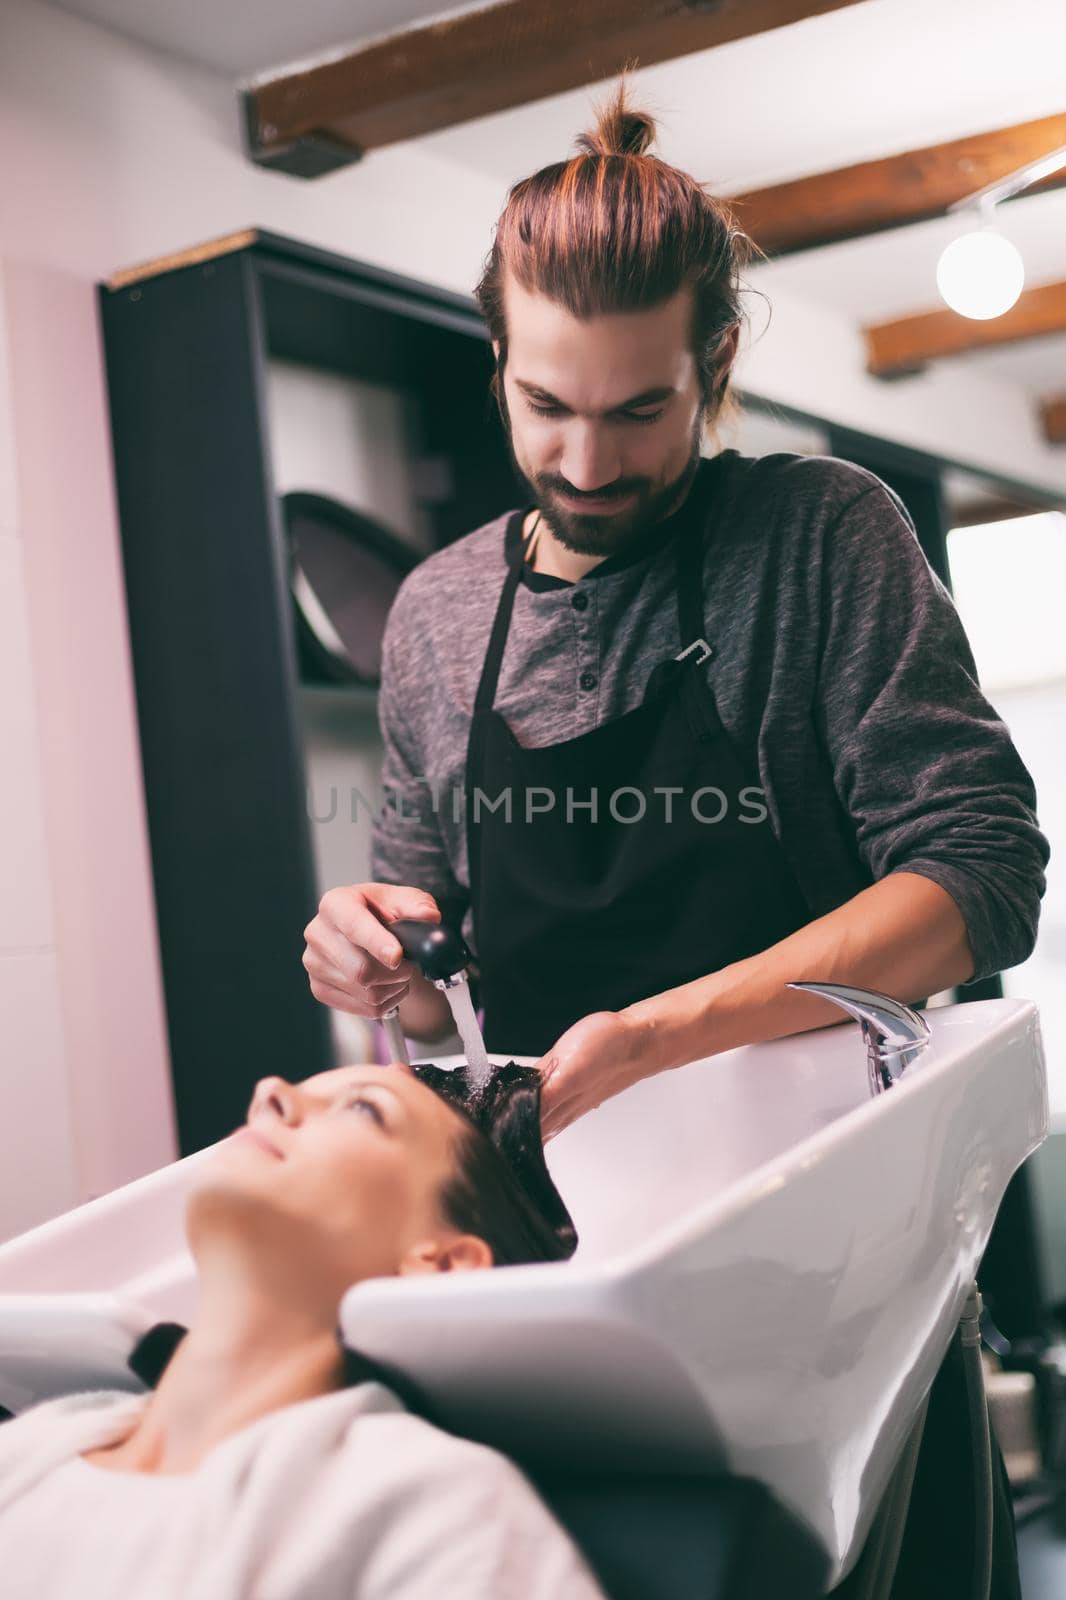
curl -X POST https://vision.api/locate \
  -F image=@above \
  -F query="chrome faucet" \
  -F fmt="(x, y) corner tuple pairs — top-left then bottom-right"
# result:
(787, 981), (931, 1096)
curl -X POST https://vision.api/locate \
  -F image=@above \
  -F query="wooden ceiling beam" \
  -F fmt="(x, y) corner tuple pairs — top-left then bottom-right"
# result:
(1041, 395), (1066, 444)
(862, 280), (1066, 377)
(949, 493), (1060, 528)
(243, 0), (870, 177)
(728, 111), (1066, 257)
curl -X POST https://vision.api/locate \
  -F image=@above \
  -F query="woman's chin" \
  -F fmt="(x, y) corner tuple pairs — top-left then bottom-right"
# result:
(185, 1145), (278, 1221)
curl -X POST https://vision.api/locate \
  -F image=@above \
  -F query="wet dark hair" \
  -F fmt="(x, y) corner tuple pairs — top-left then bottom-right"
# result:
(411, 1059), (577, 1265)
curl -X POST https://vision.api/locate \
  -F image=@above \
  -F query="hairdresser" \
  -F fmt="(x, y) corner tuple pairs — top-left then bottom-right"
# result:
(302, 75), (1048, 1143)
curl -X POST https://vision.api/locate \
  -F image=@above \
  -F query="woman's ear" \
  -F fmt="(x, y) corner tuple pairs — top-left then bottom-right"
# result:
(398, 1234), (494, 1276)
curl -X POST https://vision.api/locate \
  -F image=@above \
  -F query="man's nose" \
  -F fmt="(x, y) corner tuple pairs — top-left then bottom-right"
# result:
(560, 433), (622, 492)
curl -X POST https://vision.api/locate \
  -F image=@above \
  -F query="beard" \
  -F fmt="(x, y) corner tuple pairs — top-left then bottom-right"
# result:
(497, 390), (705, 560)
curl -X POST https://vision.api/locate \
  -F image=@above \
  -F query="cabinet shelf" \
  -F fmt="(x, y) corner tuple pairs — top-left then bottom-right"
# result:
(297, 681), (380, 714)
(100, 226), (519, 1152)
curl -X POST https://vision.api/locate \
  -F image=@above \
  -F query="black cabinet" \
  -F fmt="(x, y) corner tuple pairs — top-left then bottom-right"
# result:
(99, 229), (519, 1153)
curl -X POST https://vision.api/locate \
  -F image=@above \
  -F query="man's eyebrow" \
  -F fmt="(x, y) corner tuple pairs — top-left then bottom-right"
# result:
(514, 379), (676, 412)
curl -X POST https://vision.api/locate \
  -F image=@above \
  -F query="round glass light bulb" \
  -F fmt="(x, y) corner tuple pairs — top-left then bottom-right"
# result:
(936, 227), (1025, 320)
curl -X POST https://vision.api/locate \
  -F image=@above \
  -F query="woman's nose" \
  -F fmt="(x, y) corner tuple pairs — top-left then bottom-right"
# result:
(250, 1076), (301, 1126)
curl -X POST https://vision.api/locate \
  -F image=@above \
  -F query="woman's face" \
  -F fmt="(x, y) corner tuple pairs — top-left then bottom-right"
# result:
(186, 1064), (490, 1304)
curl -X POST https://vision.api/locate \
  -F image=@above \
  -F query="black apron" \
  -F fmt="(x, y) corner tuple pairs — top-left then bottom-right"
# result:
(464, 466), (811, 1056)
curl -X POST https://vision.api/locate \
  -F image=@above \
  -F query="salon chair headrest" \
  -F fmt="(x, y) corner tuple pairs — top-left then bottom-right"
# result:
(0, 1294), (439, 1425)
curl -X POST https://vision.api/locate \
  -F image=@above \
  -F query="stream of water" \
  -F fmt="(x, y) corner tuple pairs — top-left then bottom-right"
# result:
(444, 977), (492, 1092)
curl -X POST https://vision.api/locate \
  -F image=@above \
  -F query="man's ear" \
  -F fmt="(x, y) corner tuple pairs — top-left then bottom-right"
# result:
(718, 323), (740, 371)
(399, 1234), (494, 1276)
(492, 339), (500, 361)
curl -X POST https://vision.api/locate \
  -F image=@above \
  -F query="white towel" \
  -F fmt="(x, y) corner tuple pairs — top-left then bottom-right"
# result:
(0, 1384), (606, 1598)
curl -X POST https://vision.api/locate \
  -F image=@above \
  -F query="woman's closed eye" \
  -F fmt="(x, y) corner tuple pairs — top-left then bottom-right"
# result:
(344, 1094), (385, 1127)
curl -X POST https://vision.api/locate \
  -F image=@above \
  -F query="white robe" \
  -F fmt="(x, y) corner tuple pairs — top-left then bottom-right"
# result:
(0, 1383), (606, 1598)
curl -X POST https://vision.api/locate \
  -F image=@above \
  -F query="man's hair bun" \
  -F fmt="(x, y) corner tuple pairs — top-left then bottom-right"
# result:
(575, 70), (657, 160)
(474, 61), (758, 441)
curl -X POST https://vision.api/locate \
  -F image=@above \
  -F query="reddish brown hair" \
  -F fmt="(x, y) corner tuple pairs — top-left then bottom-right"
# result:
(474, 68), (763, 437)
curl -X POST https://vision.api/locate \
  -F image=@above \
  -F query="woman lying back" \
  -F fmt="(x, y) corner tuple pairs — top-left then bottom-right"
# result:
(0, 1059), (604, 1599)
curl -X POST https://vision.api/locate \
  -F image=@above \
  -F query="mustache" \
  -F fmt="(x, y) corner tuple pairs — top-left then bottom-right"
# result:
(554, 491), (634, 505)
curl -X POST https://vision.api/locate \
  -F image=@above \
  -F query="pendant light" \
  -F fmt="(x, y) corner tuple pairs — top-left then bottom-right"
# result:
(936, 143), (1066, 321)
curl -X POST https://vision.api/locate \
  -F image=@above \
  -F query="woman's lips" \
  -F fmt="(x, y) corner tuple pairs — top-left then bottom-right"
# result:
(235, 1126), (284, 1159)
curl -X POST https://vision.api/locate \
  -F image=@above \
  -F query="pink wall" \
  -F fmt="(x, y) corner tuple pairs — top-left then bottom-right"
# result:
(4, 259), (177, 1213)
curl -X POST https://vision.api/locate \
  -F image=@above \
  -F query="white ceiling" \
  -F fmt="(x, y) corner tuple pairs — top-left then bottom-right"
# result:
(47, 0), (1066, 409)
(44, 0), (486, 80)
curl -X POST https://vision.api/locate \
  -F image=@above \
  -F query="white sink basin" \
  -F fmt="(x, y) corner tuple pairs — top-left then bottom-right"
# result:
(0, 998), (1047, 1585)
(339, 997), (1047, 1582)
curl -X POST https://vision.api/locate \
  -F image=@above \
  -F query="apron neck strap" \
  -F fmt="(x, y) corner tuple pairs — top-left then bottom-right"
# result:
(476, 474), (712, 714)
(474, 523), (530, 711)
(674, 495), (709, 648)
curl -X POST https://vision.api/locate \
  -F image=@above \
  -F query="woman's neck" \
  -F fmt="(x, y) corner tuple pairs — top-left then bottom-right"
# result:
(83, 1272), (348, 1475)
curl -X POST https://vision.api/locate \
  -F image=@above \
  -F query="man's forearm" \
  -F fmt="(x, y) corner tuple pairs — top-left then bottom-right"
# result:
(621, 871), (975, 1076)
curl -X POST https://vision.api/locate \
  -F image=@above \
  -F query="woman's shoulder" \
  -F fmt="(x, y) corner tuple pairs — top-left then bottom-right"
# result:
(335, 1384), (555, 1513)
(1, 1389), (145, 1437)
(0, 1390), (146, 1498)
(343, 1385), (521, 1476)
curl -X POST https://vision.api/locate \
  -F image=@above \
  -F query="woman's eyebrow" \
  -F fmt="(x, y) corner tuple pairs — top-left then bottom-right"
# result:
(330, 1075), (409, 1114)
(298, 1069), (421, 1127)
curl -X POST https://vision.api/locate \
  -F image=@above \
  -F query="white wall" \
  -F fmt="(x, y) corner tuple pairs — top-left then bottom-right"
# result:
(1, 0), (1063, 1234)
(0, 0), (504, 1237)
(942, 516), (1066, 1118)
(736, 280), (1066, 500)
(0, 282), (81, 1236)
(0, 260), (179, 1243)
(994, 680), (1066, 1111)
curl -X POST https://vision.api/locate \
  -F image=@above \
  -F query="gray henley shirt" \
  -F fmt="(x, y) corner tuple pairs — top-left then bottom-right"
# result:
(370, 449), (1049, 983)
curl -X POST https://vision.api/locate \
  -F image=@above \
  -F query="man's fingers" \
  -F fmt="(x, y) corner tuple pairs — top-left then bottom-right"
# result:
(364, 965), (416, 994)
(364, 983), (411, 1014)
(305, 883), (443, 1024)
(362, 884), (442, 967)
(307, 977), (410, 1017)
(320, 896), (405, 970)
(308, 914), (416, 990)
(321, 884), (441, 971)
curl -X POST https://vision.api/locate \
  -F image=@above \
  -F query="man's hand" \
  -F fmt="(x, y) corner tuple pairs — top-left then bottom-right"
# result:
(303, 882), (442, 1024)
(535, 1011), (653, 1142)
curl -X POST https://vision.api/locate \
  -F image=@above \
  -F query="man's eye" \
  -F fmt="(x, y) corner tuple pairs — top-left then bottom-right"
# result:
(524, 401), (663, 426)
(345, 1096), (384, 1125)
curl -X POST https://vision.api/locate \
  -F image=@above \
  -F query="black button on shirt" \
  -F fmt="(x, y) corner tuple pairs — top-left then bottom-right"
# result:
(579, 671), (597, 691)
(571, 590), (589, 611)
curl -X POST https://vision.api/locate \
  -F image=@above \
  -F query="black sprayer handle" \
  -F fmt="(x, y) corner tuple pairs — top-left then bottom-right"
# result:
(388, 920), (472, 984)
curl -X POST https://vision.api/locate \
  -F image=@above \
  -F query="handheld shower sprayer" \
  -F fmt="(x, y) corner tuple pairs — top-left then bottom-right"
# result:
(379, 920), (474, 1067)
(388, 920), (473, 989)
